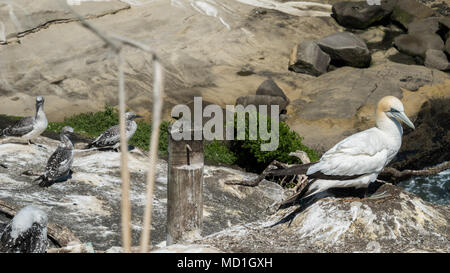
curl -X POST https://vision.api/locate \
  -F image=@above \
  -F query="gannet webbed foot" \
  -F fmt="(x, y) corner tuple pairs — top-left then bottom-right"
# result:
(28, 140), (46, 149)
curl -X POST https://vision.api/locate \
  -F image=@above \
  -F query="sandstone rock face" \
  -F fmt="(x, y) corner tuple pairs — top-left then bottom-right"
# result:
(394, 33), (444, 58)
(198, 184), (450, 252)
(331, 1), (391, 29)
(0, 0), (130, 43)
(317, 32), (371, 68)
(288, 40), (330, 76)
(424, 49), (450, 71)
(0, 137), (284, 250)
(391, 0), (435, 28)
(0, 1), (340, 121)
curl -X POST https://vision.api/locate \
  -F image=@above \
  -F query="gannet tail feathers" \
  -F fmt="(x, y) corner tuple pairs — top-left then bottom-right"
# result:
(267, 163), (314, 177)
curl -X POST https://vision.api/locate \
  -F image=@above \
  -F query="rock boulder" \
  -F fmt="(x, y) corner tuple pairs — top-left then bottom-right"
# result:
(235, 95), (288, 115)
(317, 32), (371, 68)
(255, 79), (289, 103)
(424, 49), (450, 71)
(394, 33), (444, 58)
(288, 40), (330, 76)
(407, 17), (440, 34)
(331, 1), (391, 29)
(391, 0), (435, 29)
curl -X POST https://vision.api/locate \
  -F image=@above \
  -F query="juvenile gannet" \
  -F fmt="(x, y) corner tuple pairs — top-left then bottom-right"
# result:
(0, 206), (48, 253)
(34, 126), (74, 187)
(269, 96), (415, 200)
(0, 96), (48, 144)
(86, 112), (142, 151)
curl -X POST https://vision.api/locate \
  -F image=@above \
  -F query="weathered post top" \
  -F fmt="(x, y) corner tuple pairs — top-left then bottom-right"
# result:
(167, 125), (204, 246)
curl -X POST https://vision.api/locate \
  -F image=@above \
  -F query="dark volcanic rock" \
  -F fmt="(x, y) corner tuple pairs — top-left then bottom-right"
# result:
(424, 49), (450, 71)
(391, 0), (435, 28)
(288, 40), (330, 76)
(331, 1), (391, 29)
(0, 206), (48, 253)
(394, 33), (444, 58)
(317, 32), (371, 68)
(235, 95), (288, 115)
(388, 98), (450, 173)
(255, 79), (289, 102)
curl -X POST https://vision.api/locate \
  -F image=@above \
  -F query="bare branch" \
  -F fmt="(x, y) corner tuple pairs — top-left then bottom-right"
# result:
(140, 58), (164, 253)
(381, 161), (450, 179)
(288, 150), (311, 164)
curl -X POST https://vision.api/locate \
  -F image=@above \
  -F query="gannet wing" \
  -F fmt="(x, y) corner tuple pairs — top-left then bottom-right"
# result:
(44, 147), (73, 180)
(3, 116), (34, 136)
(307, 128), (389, 177)
(90, 125), (120, 147)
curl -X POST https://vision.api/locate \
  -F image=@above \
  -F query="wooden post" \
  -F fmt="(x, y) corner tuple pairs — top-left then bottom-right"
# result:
(167, 126), (204, 245)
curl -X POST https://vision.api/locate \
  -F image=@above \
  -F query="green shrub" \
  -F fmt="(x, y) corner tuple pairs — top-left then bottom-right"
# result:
(43, 106), (319, 171)
(229, 112), (319, 172)
(47, 105), (119, 137)
(46, 105), (170, 155)
(205, 140), (237, 165)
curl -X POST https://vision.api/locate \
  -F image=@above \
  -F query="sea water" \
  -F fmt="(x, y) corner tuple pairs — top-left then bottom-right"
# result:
(398, 169), (450, 205)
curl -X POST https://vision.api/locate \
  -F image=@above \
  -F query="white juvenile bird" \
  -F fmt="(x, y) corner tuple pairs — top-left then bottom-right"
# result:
(269, 96), (415, 201)
(34, 126), (74, 187)
(86, 112), (142, 151)
(0, 96), (48, 145)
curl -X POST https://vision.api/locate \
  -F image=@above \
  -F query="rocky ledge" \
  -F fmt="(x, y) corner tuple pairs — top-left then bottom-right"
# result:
(198, 183), (450, 253)
(1, 135), (449, 253)
(0, 137), (283, 250)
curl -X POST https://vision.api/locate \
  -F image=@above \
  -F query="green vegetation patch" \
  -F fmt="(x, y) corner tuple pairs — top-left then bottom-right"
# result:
(4, 106), (319, 171)
(46, 105), (170, 155)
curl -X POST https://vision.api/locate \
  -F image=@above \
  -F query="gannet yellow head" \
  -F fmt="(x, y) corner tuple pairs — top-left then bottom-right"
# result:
(377, 96), (415, 130)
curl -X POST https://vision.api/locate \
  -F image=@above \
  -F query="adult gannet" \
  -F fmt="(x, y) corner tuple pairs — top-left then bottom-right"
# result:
(0, 96), (48, 145)
(86, 112), (142, 151)
(269, 96), (415, 200)
(34, 126), (74, 187)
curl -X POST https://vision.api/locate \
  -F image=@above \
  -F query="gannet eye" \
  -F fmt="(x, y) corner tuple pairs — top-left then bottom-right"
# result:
(389, 108), (400, 113)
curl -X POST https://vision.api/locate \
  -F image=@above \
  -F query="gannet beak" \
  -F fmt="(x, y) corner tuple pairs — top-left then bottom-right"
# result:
(135, 115), (143, 119)
(394, 111), (415, 130)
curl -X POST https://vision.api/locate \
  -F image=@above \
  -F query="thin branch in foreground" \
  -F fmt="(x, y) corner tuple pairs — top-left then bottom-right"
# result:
(140, 57), (164, 253)
(60, 1), (131, 252)
(117, 50), (132, 253)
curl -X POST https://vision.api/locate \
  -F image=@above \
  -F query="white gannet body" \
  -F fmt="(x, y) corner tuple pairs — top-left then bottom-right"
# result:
(34, 126), (74, 187)
(87, 112), (142, 151)
(0, 96), (48, 143)
(271, 96), (415, 199)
